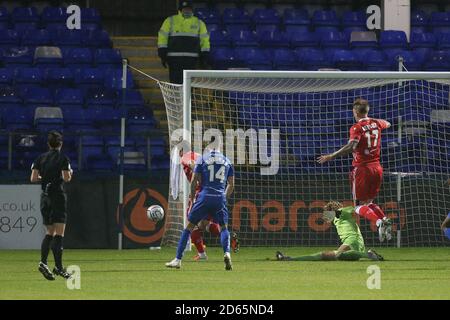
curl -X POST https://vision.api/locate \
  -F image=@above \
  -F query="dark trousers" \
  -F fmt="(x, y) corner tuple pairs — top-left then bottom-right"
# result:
(168, 56), (199, 84)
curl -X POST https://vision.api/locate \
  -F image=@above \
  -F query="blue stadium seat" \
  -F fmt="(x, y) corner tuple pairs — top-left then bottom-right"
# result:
(410, 32), (437, 48)
(258, 30), (289, 48)
(438, 33), (450, 50)
(235, 47), (272, 70)
(230, 30), (258, 47)
(342, 11), (366, 27)
(0, 7), (8, 29)
(301, 48), (332, 70)
(55, 88), (84, 108)
(41, 7), (67, 29)
(104, 68), (134, 89)
(83, 30), (112, 48)
(361, 49), (391, 71)
(105, 136), (135, 160)
(255, 24), (279, 34)
(320, 31), (348, 48)
(64, 48), (93, 68)
(0, 68), (14, 85)
(210, 30), (231, 48)
(46, 68), (74, 89)
(423, 50), (450, 71)
(21, 29), (51, 47)
(0, 86), (21, 105)
(272, 49), (298, 70)
(312, 10), (339, 27)
(63, 108), (94, 131)
(23, 87), (54, 106)
(387, 49), (422, 70)
(135, 138), (166, 157)
(252, 9), (280, 25)
(205, 24), (221, 33)
(81, 8), (101, 30)
(211, 48), (240, 69)
(194, 8), (221, 25)
(74, 68), (104, 89)
(2, 46), (33, 66)
(85, 153), (114, 171)
(332, 49), (361, 70)
(127, 108), (156, 134)
(3, 106), (33, 130)
(412, 47), (433, 64)
(11, 7), (38, 22)
(79, 135), (104, 159)
(223, 8), (251, 25)
(380, 30), (408, 48)
(86, 88), (116, 107)
(430, 12), (450, 34)
(411, 10), (428, 29)
(0, 29), (20, 47)
(16, 67), (44, 87)
(117, 90), (144, 108)
(53, 29), (83, 49)
(93, 107), (124, 131)
(285, 25), (310, 34)
(290, 32), (319, 48)
(94, 48), (122, 67)
(224, 24), (251, 34)
(151, 155), (170, 170)
(284, 8), (309, 26)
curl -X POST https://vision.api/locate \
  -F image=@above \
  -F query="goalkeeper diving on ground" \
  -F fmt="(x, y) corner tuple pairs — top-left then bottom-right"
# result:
(275, 201), (384, 262)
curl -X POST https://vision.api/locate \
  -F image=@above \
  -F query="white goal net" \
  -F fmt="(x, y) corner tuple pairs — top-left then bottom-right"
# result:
(160, 71), (450, 248)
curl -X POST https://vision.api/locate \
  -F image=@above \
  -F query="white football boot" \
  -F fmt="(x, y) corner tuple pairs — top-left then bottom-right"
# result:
(165, 258), (181, 269)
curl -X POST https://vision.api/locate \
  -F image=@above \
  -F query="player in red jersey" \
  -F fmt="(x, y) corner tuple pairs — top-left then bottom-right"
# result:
(180, 151), (239, 260)
(317, 98), (393, 242)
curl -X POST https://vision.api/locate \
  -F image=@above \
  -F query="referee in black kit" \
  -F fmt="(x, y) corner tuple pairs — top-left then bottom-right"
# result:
(31, 131), (73, 280)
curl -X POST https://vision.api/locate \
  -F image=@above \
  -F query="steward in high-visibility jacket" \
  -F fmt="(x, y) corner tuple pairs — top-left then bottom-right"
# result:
(157, 0), (210, 84)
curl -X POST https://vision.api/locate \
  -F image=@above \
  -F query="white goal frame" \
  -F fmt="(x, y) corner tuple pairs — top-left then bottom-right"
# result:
(178, 70), (450, 247)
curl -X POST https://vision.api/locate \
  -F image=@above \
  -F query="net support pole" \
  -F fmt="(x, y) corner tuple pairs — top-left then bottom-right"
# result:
(7, 132), (12, 171)
(183, 70), (192, 252)
(118, 59), (128, 250)
(396, 115), (403, 248)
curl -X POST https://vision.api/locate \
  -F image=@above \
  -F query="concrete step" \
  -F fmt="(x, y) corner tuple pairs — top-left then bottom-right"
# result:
(127, 56), (162, 69)
(116, 46), (158, 58)
(112, 36), (157, 47)
(140, 87), (164, 105)
(131, 68), (169, 81)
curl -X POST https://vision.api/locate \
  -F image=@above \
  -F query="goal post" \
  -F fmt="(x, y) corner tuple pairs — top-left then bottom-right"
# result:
(160, 70), (450, 248)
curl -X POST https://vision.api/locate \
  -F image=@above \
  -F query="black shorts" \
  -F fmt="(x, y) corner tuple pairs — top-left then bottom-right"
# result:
(40, 192), (67, 225)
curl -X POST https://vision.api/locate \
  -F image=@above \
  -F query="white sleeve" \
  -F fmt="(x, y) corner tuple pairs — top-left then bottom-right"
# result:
(170, 146), (181, 200)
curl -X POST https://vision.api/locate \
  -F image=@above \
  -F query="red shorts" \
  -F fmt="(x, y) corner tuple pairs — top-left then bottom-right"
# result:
(349, 164), (383, 202)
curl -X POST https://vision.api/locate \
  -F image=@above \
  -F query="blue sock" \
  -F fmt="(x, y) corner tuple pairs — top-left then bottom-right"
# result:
(176, 229), (191, 260)
(220, 229), (230, 254)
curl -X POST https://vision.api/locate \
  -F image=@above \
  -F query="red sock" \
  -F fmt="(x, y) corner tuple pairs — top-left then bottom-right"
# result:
(368, 203), (386, 220)
(355, 205), (381, 223)
(207, 222), (220, 237)
(191, 229), (205, 254)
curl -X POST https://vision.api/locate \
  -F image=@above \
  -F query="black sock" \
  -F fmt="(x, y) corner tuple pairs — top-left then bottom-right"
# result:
(51, 235), (64, 270)
(40, 235), (53, 265)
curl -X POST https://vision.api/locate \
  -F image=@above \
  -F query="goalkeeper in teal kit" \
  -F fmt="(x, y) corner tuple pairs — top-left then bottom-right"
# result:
(276, 201), (384, 261)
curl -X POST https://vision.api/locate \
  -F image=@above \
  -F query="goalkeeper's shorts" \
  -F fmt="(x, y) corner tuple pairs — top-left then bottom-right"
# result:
(342, 236), (366, 253)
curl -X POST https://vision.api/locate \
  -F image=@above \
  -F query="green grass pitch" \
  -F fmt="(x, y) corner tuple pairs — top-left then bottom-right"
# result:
(1, 247), (449, 300)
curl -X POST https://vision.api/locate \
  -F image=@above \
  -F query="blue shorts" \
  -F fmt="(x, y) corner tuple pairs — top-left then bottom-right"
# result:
(188, 194), (229, 226)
